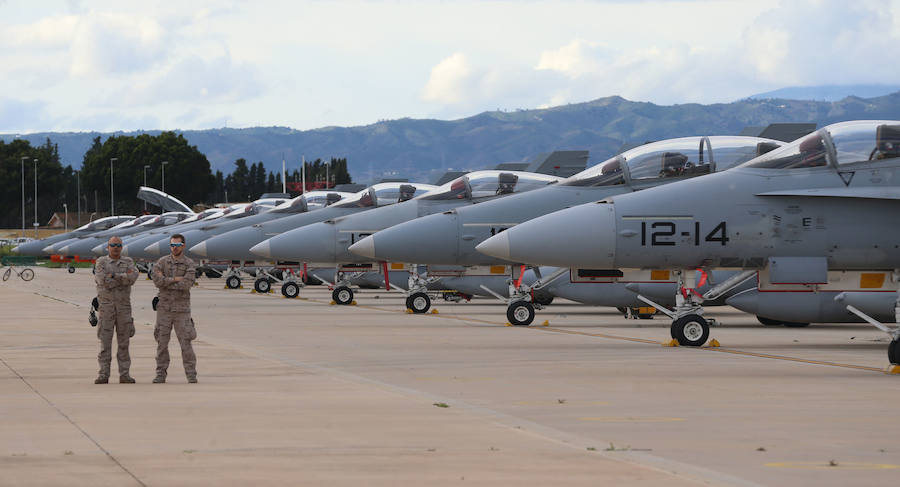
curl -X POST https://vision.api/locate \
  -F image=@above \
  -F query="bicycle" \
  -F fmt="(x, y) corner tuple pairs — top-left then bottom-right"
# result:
(2, 265), (34, 282)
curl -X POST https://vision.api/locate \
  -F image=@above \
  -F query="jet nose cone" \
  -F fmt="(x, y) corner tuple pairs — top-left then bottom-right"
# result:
(11, 245), (19, 253)
(348, 236), (375, 259)
(58, 245), (71, 255)
(42, 244), (57, 254)
(91, 243), (107, 256)
(262, 224), (336, 262)
(144, 242), (162, 256)
(476, 202), (617, 267)
(250, 240), (271, 259)
(191, 241), (208, 257)
(475, 231), (510, 260)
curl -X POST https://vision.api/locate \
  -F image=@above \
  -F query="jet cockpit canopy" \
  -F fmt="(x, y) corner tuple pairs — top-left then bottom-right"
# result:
(417, 171), (560, 201)
(562, 136), (783, 187)
(73, 215), (136, 232)
(332, 182), (437, 208)
(744, 120), (900, 170)
(270, 191), (355, 214)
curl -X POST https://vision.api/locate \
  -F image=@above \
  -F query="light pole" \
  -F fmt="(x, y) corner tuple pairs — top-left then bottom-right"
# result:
(33, 158), (38, 238)
(110, 157), (117, 216)
(76, 170), (81, 226)
(19, 156), (27, 237)
(161, 161), (168, 194)
(63, 203), (68, 232)
(143, 164), (150, 211)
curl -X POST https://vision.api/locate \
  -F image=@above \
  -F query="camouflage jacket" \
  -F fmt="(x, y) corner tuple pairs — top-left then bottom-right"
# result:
(152, 254), (196, 313)
(94, 255), (139, 302)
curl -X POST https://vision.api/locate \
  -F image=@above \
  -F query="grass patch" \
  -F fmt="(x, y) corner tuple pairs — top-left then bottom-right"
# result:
(433, 402), (449, 408)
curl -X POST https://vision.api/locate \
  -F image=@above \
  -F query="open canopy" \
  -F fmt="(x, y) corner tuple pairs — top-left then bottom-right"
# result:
(137, 186), (194, 213)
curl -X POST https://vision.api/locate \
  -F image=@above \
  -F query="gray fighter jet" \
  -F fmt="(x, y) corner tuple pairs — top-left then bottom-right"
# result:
(12, 215), (136, 256)
(477, 120), (900, 364)
(349, 136), (783, 321)
(58, 212), (194, 257)
(251, 170), (562, 306)
(195, 182), (436, 293)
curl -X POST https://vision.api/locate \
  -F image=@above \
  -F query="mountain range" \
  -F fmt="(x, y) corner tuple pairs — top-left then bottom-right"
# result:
(4, 90), (900, 184)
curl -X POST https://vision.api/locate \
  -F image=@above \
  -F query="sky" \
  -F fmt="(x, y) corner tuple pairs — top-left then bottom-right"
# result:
(1, 0), (899, 134)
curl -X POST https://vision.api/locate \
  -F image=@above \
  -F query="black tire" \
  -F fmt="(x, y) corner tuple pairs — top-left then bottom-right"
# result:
(67, 265), (76, 274)
(3, 268), (11, 281)
(671, 314), (709, 347)
(254, 277), (271, 293)
(282, 282), (300, 299)
(332, 286), (354, 305)
(757, 316), (783, 327)
(406, 292), (431, 313)
(226, 275), (241, 289)
(20, 268), (34, 281)
(888, 340), (900, 365)
(507, 301), (535, 326)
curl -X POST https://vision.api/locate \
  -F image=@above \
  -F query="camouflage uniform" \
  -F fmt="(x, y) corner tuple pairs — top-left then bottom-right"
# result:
(94, 255), (139, 380)
(152, 254), (198, 380)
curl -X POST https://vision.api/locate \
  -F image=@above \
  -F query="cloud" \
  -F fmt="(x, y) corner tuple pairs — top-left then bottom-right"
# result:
(536, 40), (604, 78)
(422, 53), (476, 104)
(69, 13), (167, 77)
(119, 52), (264, 107)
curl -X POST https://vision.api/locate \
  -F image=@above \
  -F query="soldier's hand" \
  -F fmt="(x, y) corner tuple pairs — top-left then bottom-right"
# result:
(174, 276), (183, 282)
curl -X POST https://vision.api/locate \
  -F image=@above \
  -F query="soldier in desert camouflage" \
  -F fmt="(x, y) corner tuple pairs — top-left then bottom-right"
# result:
(93, 236), (138, 384)
(151, 234), (198, 383)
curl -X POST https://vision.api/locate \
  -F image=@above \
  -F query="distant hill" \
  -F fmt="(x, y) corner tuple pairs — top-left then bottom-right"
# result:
(747, 85), (900, 102)
(4, 91), (900, 183)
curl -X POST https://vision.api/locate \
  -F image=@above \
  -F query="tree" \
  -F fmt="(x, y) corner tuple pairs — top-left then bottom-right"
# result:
(0, 137), (70, 231)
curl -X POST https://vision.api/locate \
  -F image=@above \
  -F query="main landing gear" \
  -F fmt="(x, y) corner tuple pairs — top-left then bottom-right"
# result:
(838, 275), (900, 366)
(496, 267), (568, 326)
(636, 269), (756, 347)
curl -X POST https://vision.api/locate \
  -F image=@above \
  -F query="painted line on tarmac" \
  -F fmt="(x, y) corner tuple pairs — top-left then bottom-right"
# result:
(211, 286), (890, 374)
(765, 461), (899, 470)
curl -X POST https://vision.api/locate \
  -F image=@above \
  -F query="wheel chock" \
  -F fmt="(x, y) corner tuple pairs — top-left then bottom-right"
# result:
(886, 365), (900, 375)
(329, 300), (336, 305)
(541, 320), (549, 326)
(505, 323), (513, 327)
(250, 290), (257, 294)
(662, 339), (679, 347)
(405, 309), (413, 314)
(707, 339), (721, 347)
(351, 300), (357, 305)
(431, 309), (439, 314)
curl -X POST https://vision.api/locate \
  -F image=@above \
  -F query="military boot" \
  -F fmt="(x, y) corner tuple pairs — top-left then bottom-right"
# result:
(119, 375), (136, 384)
(187, 376), (198, 384)
(94, 376), (108, 384)
(152, 375), (166, 383)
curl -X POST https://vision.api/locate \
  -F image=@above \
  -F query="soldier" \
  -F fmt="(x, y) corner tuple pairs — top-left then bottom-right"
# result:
(93, 236), (138, 384)
(151, 233), (198, 383)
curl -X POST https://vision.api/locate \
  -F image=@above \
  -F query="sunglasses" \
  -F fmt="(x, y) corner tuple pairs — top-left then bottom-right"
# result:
(108, 243), (123, 248)
(169, 243), (185, 248)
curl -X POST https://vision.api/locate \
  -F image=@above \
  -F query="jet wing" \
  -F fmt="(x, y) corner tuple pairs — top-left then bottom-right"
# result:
(755, 187), (900, 200)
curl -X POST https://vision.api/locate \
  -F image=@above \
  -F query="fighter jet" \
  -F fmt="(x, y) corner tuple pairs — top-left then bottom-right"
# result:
(252, 170), (562, 306)
(194, 182), (436, 293)
(58, 212), (194, 257)
(349, 136), (783, 321)
(477, 120), (900, 364)
(12, 215), (137, 256)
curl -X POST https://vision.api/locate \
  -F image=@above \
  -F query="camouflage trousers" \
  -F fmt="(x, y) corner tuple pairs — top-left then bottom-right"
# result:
(154, 310), (197, 379)
(97, 311), (134, 379)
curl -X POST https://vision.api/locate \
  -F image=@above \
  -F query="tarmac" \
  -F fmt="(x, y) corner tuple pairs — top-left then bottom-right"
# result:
(1, 266), (899, 486)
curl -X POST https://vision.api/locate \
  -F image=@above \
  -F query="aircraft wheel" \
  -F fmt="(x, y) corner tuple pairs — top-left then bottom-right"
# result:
(757, 316), (783, 326)
(282, 282), (300, 299)
(254, 277), (271, 293)
(888, 340), (900, 365)
(333, 286), (354, 305)
(226, 275), (241, 289)
(507, 301), (535, 326)
(406, 292), (431, 313)
(67, 265), (76, 274)
(671, 314), (709, 347)
(782, 321), (810, 328)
